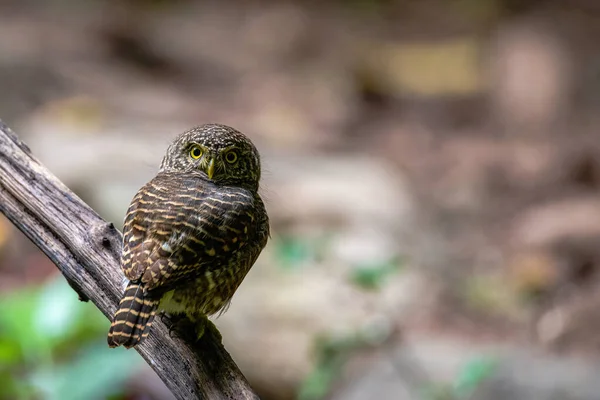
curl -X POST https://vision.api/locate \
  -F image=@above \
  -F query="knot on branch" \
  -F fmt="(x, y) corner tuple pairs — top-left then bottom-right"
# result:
(90, 221), (122, 261)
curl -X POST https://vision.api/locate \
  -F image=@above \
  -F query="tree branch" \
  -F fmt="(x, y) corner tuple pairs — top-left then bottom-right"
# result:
(0, 120), (259, 400)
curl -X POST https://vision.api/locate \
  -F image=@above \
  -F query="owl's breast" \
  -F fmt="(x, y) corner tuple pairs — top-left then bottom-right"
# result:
(158, 268), (238, 316)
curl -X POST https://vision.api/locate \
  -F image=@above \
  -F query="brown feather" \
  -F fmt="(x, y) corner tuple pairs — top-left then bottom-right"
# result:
(107, 124), (269, 348)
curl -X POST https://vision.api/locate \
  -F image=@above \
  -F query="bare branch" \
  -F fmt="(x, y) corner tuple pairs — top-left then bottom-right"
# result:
(0, 120), (259, 400)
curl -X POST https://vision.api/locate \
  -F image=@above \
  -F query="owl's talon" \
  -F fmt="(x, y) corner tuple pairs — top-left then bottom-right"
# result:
(160, 313), (187, 339)
(161, 313), (222, 344)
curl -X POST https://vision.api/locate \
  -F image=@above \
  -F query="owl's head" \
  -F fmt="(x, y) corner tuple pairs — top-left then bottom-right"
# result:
(160, 124), (261, 190)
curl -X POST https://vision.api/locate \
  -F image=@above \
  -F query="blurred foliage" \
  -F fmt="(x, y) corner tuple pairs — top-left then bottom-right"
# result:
(423, 356), (498, 400)
(299, 331), (497, 400)
(453, 356), (498, 398)
(349, 257), (403, 290)
(0, 277), (143, 400)
(274, 234), (330, 269)
(298, 334), (361, 400)
(274, 236), (314, 269)
(298, 321), (392, 400)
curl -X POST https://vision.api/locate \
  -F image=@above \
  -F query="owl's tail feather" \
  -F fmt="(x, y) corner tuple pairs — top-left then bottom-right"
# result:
(107, 282), (159, 348)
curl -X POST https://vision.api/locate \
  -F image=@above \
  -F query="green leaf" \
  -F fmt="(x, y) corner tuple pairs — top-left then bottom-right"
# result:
(31, 342), (142, 400)
(453, 356), (498, 397)
(297, 361), (340, 400)
(0, 286), (48, 358)
(349, 258), (403, 290)
(0, 338), (22, 366)
(0, 277), (136, 400)
(34, 278), (83, 342)
(298, 333), (372, 400)
(275, 236), (313, 268)
(0, 371), (37, 400)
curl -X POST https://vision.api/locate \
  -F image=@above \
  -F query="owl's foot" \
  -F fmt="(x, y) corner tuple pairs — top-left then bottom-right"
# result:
(160, 313), (191, 340)
(190, 315), (222, 344)
(162, 313), (222, 345)
(160, 312), (175, 329)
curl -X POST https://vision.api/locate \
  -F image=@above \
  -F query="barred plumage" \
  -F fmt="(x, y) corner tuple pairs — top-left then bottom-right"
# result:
(107, 282), (158, 347)
(107, 124), (269, 349)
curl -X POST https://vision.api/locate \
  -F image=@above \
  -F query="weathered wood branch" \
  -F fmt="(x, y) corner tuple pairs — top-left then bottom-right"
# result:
(0, 120), (259, 400)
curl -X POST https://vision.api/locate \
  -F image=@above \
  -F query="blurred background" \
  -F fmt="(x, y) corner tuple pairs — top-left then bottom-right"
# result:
(2, 0), (600, 399)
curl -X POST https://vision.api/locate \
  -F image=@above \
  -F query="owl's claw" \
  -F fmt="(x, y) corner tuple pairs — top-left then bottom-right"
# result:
(160, 313), (211, 344)
(160, 313), (223, 343)
(160, 313), (188, 339)
(170, 314), (223, 344)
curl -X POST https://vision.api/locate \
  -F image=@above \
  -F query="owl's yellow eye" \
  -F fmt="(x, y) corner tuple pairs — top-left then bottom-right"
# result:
(225, 150), (238, 164)
(190, 145), (203, 159)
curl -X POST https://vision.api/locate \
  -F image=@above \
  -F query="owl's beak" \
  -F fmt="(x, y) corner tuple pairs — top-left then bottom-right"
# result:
(206, 157), (215, 179)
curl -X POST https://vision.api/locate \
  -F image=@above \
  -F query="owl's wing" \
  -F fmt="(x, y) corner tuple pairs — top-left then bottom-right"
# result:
(121, 174), (256, 293)
(120, 177), (174, 284)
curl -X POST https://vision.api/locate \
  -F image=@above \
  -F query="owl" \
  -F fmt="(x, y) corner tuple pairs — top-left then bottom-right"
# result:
(107, 123), (269, 348)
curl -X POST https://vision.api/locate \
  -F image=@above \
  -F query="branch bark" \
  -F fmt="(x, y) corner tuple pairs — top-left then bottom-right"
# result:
(0, 120), (259, 400)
